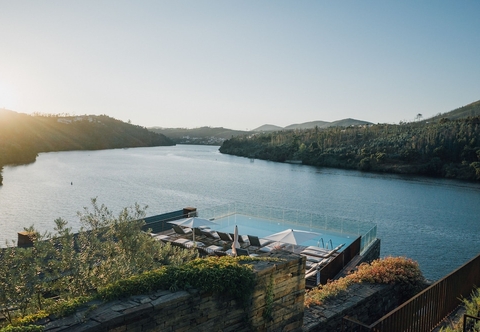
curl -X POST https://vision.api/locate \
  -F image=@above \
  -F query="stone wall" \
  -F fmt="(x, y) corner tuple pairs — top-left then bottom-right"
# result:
(40, 252), (305, 332)
(303, 283), (407, 331)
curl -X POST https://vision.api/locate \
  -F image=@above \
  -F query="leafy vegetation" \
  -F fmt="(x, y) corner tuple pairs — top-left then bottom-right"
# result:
(440, 287), (480, 332)
(304, 256), (425, 307)
(220, 116), (480, 181)
(0, 110), (174, 184)
(98, 256), (256, 305)
(0, 199), (197, 327)
(0, 200), (276, 330)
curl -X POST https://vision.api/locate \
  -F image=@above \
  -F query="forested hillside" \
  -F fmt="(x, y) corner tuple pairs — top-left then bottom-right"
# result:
(0, 110), (174, 184)
(219, 116), (480, 181)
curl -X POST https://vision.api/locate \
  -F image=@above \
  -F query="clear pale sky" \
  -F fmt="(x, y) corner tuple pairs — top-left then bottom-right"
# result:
(1, 1), (479, 130)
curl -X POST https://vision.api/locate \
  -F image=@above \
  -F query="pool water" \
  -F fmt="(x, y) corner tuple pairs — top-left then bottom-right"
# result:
(207, 214), (356, 251)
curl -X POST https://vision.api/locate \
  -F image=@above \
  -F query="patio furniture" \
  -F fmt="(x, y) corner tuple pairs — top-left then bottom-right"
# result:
(201, 229), (220, 240)
(230, 233), (247, 243)
(206, 244), (224, 253)
(173, 238), (204, 248)
(302, 243), (344, 258)
(217, 231), (232, 242)
(152, 234), (172, 242)
(196, 247), (211, 257)
(213, 250), (228, 257)
(236, 248), (259, 257)
(193, 228), (205, 238)
(247, 235), (272, 248)
(172, 225), (192, 236)
(258, 242), (286, 253)
(301, 248), (331, 258)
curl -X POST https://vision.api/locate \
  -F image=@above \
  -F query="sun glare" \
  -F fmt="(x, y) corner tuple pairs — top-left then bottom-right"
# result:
(0, 81), (18, 110)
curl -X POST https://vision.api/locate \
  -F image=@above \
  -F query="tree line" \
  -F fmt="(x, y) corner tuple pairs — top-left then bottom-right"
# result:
(0, 110), (174, 185)
(219, 117), (480, 181)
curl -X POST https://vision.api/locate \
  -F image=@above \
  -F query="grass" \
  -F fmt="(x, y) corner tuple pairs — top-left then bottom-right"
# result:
(439, 287), (480, 332)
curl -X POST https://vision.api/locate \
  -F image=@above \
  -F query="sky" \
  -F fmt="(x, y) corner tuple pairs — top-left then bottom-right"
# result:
(1, 1), (479, 131)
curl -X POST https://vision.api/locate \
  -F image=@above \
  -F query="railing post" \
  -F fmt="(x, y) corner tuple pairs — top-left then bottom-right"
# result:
(463, 314), (480, 332)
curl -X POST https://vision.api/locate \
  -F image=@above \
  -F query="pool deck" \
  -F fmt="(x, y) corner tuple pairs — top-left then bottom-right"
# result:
(152, 226), (344, 288)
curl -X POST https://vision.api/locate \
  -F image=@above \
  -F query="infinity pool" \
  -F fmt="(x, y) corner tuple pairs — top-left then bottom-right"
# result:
(207, 214), (356, 251)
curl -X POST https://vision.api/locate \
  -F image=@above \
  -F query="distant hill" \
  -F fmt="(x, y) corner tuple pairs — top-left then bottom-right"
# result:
(284, 121), (330, 130)
(0, 109), (174, 184)
(149, 126), (251, 145)
(252, 124), (285, 132)
(328, 118), (372, 127)
(152, 119), (373, 144)
(254, 118), (372, 131)
(426, 100), (480, 122)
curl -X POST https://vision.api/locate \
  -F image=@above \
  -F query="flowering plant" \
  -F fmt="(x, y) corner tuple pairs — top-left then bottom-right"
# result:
(305, 256), (424, 307)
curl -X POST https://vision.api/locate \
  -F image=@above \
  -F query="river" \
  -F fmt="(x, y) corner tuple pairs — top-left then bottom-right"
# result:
(1, 144), (479, 281)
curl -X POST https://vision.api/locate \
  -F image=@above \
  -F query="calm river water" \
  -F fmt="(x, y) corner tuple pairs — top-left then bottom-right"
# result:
(1, 145), (479, 280)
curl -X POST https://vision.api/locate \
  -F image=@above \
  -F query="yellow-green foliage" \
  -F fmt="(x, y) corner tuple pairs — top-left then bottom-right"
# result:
(10, 311), (48, 327)
(0, 326), (44, 332)
(440, 287), (480, 332)
(305, 256), (424, 307)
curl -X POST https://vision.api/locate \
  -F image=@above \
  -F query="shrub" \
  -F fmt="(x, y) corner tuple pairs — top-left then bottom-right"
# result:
(98, 256), (256, 305)
(439, 287), (480, 332)
(305, 256), (424, 307)
(0, 326), (44, 332)
(0, 199), (197, 327)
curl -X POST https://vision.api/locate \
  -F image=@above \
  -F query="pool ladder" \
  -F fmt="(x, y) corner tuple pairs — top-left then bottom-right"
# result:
(317, 238), (333, 249)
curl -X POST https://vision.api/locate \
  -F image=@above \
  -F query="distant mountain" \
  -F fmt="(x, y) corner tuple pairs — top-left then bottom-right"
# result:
(328, 118), (372, 127)
(252, 124), (285, 132)
(254, 118), (372, 132)
(149, 126), (252, 145)
(284, 121), (330, 130)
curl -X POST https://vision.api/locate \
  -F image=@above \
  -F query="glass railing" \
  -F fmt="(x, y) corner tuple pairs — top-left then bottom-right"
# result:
(199, 202), (377, 253)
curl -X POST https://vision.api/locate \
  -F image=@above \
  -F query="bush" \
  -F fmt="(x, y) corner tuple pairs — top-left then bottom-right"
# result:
(0, 199), (197, 327)
(98, 256), (256, 306)
(305, 256), (424, 307)
(439, 287), (480, 332)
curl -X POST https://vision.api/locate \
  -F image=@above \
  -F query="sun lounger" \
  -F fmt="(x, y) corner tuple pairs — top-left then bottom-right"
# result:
(172, 225), (192, 236)
(201, 229), (220, 240)
(217, 231), (232, 242)
(301, 249), (331, 258)
(236, 248), (259, 257)
(173, 238), (204, 248)
(258, 242), (286, 253)
(196, 247), (211, 257)
(206, 244), (224, 253)
(230, 233), (247, 243)
(247, 235), (272, 248)
(301, 254), (325, 263)
(213, 250), (228, 257)
(303, 243), (344, 258)
(193, 228), (204, 238)
(152, 234), (172, 242)
(306, 243), (344, 253)
(174, 238), (190, 244)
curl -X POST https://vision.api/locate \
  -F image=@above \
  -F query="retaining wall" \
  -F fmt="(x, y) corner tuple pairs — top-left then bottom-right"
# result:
(41, 252), (305, 332)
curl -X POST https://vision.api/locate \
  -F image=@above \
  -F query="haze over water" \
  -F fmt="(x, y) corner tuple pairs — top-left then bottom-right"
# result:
(1, 145), (479, 281)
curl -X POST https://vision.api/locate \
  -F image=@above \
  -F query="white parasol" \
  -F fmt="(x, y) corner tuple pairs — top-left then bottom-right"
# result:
(264, 229), (320, 250)
(231, 225), (240, 256)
